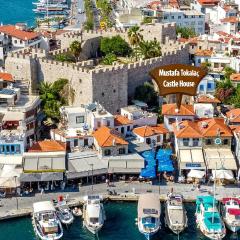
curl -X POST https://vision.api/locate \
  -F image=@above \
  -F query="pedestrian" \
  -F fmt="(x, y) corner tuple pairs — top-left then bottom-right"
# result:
(197, 184), (201, 191)
(106, 178), (109, 187)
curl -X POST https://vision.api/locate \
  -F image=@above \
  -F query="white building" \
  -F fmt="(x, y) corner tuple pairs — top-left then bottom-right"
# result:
(197, 74), (216, 94)
(162, 8), (205, 35)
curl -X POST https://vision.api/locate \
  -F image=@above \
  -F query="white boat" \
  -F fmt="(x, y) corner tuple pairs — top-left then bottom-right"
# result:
(196, 196), (226, 240)
(83, 195), (106, 234)
(32, 201), (63, 240)
(165, 193), (188, 234)
(221, 197), (240, 233)
(72, 207), (82, 217)
(137, 193), (161, 240)
(56, 201), (74, 225)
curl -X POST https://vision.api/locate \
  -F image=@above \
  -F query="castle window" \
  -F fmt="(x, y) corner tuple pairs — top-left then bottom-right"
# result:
(113, 89), (116, 93)
(79, 79), (82, 83)
(102, 92), (105, 97)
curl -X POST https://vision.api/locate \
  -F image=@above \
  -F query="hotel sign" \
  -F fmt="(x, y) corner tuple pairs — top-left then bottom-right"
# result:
(149, 64), (207, 108)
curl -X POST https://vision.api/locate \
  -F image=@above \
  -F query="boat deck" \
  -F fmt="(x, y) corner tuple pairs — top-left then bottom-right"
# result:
(168, 208), (185, 225)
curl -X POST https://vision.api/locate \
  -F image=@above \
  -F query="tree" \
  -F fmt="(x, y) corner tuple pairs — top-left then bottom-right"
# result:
(102, 53), (117, 65)
(100, 35), (132, 57)
(223, 66), (236, 79)
(127, 26), (143, 47)
(134, 39), (161, 60)
(54, 53), (75, 63)
(70, 40), (82, 62)
(176, 26), (196, 39)
(215, 78), (235, 103)
(142, 17), (153, 24)
(134, 82), (158, 106)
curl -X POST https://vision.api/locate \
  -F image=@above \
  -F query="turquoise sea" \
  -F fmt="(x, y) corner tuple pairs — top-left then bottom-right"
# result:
(0, 0), (35, 26)
(0, 202), (239, 240)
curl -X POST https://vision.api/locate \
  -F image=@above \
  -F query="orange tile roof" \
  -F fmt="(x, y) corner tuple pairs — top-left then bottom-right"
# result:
(173, 121), (203, 138)
(114, 115), (133, 126)
(195, 49), (213, 56)
(226, 108), (240, 123)
(0, 72), (14, 82)
(0, 25), (39, 41)
(196, 95), (221, 104)
(133, 124), (168, 137)
(230, 125), (240, 134)
(162, 104), (195, 116)
(198, 118), (232, 137)
(221, 17), (239, 23)
(93, 126), (128, 147)
(28, 140), (66, 152)
(178, 37), (198, 44)
(197, 0), (219, 5)
(147, 1), (162, 10)
(230, 73), (240, 81)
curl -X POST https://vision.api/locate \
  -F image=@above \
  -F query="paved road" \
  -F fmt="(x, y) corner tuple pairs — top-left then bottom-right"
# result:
(0, 181), (239, 219)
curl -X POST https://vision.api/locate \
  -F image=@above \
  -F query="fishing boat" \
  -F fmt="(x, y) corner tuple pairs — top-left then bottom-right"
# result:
(196, 196), (226, 239)
(137, 193), (161, 240)
(165, 193), (188, 234)
(32, 201), (63, 240)
(55, 201), (74, 225)
(83, 195), (106, 234)
(221, 197), (240, 233)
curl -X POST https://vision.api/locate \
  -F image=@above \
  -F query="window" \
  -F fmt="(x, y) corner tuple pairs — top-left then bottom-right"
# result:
(205, 139), (212, 145)
(199, 85), (204, 91)
(119, 148), (125, 154)
(106, 120), (110, 127)
(74, 139), (78, 147)
(168, 118), (176, 124)
(178, 16), (181, 19)
(76, 116), (84, 124)
(157, 135), (161, 142)
(164, 16), (168, 19)
(121, 127), (124, 134)
(104, 149), (111, 156)
(146, 138), (151, 144)
(127, 126), (130, 131)
(183, 138), (189, 146)
(193, 138), (199, 146)
(207, 82), (212, 90)
(15, 145), (20, 154)
(102, 92), (104, 97)
(0, 145), (3, 154)
(223, 139), (229, 145)
(97, 121), (101, 128)
(11, 145), (15, 153)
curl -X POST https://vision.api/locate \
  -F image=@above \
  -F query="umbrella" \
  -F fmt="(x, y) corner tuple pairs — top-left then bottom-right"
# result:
(188, 169), (205, 179)
(212, 169), (234, 180)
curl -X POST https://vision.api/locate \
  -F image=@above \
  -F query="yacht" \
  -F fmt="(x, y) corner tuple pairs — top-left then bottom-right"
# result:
(221, 197), (240, 233)
(32, 201), (63, 240)
(196, 196), (226, 239)
(165, 193), (188, 234)
(56, 201), (74, 225)
(137, 193), (161, 240)
(83, 195), (106, 234)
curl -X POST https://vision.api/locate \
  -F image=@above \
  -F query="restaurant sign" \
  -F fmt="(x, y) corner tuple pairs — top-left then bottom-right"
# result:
(149, 64), (207, 108)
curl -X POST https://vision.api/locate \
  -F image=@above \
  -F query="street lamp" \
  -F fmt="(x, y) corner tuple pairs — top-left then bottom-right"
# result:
(89, 164), (94, 193)
(13, 176), (18, 210)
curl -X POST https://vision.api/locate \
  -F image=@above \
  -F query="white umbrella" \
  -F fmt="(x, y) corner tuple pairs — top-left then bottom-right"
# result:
(212, 169), (234, 180)
(187, 169), (205, 179)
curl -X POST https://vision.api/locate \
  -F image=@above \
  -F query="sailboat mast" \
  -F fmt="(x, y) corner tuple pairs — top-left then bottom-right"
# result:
(212, 163), (217, 224)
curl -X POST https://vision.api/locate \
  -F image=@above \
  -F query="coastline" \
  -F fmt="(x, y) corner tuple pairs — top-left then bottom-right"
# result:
(0, 181), (239, 221)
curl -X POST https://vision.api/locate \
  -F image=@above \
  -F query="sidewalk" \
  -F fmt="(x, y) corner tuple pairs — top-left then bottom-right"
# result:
(0, 182), (239, 220)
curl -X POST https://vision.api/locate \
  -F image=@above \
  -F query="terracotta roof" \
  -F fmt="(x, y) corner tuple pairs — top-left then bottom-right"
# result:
(173, 121), (203, 138)
(195, 49), (213, 56)
(221, 17), (239, 23)
(114, 115), (133, 126)
(28, 140), (66, 152)
(178, 37), (198, 44)
(197, 0), (219, 5)
(0, 25), (39, 41)
(198, 118), (232, 137)
(162, 104), (195, 116)
(230, 125), (240, 134)
(93, 126), (128, 147)
(133, 124), (168, 137)
(226, 108), (240, 123)
(0, 72), (14, 82)
(147, 1), (162, 10)
(196, 95), (221, 104)
(230, 73), (240, 81)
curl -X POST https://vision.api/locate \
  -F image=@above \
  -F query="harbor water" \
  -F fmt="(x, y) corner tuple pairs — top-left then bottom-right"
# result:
(0, 0), (35, 26)
(0, 202), (239, 240)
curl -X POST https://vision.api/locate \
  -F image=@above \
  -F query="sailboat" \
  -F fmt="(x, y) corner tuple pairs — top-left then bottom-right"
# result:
(165, 193), (188, 234)
(221, 197), (240, 233)
(137, 193), (161, 240)
(196, 195), (226, 239)
(83, 195), (106, 234)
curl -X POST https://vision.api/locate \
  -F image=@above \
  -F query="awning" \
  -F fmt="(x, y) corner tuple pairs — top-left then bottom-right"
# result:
(20, 172), (63, 182)
(0, 155), (23, 165)
(187, 169), (205, 178)
(179, 149), (205, 170)
(204, 148), (237, 170)
(109, 161), (126, 168)
(127, 160), (145, 169)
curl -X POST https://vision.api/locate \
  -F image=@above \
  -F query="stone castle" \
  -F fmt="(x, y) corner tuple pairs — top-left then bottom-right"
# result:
(5, 23), (189, 113)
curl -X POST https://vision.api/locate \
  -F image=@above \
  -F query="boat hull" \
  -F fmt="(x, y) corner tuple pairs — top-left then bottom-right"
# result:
(225, 221), (240, 233)
(84, 222), (103, 235)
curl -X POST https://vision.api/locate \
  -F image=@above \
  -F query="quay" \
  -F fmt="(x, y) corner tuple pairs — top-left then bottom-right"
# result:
(0, 182), (239, 221)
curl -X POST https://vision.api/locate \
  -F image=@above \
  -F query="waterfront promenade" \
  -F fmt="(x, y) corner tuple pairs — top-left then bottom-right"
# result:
(0, 181), (239, 220)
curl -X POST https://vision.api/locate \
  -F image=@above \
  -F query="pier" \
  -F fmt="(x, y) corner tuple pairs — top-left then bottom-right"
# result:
(0, 181), (239, 221)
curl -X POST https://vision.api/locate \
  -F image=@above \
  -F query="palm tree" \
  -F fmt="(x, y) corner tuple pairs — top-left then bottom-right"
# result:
(39, 82), (55, 104)
(127, 26), (143, 47)
(70, 40), (82, 62)
(134, 39), (162, 60)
